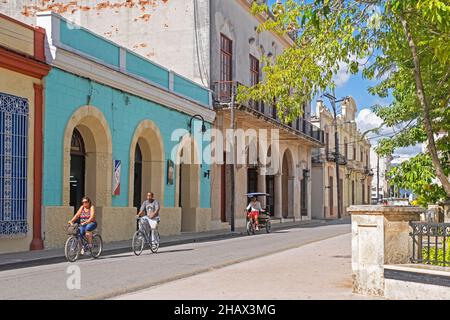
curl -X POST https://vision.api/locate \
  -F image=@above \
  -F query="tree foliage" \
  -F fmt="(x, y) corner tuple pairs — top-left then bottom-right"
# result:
(238, 0), (450, 203)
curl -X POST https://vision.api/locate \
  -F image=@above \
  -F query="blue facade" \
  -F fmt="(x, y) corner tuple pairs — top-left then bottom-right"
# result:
(43, 17), (213, 210)
(43, 68), (212, 209)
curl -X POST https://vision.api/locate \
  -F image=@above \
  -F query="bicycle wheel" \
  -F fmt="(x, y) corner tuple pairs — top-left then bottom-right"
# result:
(132, 231), (145, 256)
(246, 220), (254, 236)
(90, 234), (103, 259)
(265, 219), (272, 233)
(65, 236), (80, 262)
(150, 230), (160, 253)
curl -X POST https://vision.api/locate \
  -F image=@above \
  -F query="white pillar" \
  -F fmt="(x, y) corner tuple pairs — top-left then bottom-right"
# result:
(274, 174), (282, 218)
(288, 176), (295, 218)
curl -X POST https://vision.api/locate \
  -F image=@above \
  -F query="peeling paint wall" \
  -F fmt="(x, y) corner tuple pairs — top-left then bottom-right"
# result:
(0, 0), (211, 87)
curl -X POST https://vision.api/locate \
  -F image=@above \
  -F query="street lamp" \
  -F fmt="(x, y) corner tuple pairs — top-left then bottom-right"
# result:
(188, 114), (207, 135)
(322, 93), (349, 219)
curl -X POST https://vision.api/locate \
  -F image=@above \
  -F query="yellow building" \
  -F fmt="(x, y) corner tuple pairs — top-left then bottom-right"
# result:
(0, 13), (50, 253)
(311, 97), (373, 219)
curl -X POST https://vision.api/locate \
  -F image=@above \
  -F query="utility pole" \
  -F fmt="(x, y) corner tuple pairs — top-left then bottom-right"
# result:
(324, 93), (347, 219)
(230, 84), (236, 232)
(377, 155), (380, 203)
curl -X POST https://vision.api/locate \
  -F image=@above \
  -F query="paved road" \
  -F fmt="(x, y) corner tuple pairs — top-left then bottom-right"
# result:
(118, 233), (370, 300)
(0, 221), (350, 300)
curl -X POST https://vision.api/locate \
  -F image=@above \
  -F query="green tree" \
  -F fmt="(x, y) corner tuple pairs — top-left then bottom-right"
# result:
(238, 0), (450, 201)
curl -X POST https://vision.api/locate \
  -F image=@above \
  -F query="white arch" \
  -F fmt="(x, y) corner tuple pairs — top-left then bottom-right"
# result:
(62, 105), (113, 207)
(128, 119), (165, 207)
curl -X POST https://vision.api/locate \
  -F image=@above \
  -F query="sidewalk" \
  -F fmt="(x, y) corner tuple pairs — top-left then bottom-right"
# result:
(116, 232), (367, 300)
(0, 219), (330, 271)
(117, 232), (371, 300)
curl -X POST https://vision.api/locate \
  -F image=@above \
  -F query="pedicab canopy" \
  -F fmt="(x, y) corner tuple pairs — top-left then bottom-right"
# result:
(246, 193), (270, 198)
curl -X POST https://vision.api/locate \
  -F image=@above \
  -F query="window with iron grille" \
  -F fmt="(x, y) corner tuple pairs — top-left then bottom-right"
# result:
(301, 178), (307, 216)
(0, 92), (29, 235)
(352, 181), (355, 205)
(344, 138), (348, 159)
(220, 34), (232, 100)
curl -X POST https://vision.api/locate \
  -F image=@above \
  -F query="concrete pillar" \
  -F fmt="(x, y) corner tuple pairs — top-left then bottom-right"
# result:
(288, 176), (295, 218)
(348, 205), (423, 297)
(444, 200), (450, 223)
(274, 174), (282, 218)
(294, 177), (301, 220)
(257, 168), (266, 207)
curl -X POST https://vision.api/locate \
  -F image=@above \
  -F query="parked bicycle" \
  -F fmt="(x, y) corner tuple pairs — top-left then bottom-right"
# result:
(64, 223), (103, 262)
(132, 217), (160, 256)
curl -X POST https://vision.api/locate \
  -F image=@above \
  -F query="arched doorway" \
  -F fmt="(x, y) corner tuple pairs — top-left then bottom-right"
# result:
(133, 143), (143, 211)
(128, 120), (165, 208)
(265, 145), (275, 216)
(281, 149), (294, 219)
(69, 128), (85, 213)
(246, 139), (258, 194)
(63, 106), (113, 208)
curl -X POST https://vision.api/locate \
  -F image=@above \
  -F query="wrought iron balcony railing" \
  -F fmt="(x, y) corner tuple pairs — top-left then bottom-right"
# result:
(213, 81), (324, 144)
(326, 151), (347, 165)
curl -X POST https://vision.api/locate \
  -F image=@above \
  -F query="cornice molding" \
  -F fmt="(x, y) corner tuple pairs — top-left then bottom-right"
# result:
(0, 46), (50, 79)
(52, 48), (216, 123)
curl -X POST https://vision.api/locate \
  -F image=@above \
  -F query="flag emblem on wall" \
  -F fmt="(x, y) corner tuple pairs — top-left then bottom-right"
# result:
(113, 160), (121, 196)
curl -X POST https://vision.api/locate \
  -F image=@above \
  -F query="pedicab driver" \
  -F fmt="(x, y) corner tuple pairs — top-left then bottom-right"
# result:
(138, 192), (160, 243)
(246, 196), (263, 231)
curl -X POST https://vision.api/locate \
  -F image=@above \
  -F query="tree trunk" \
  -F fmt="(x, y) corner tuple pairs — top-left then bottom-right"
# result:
(399, 13), (450, 198)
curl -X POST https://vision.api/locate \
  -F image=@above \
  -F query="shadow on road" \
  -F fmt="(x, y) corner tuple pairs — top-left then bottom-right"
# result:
(0, 219), (350, 272)
(96, 248), (195, 260)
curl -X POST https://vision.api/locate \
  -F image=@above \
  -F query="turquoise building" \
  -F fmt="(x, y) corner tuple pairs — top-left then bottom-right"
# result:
(37, 12), (216, 248)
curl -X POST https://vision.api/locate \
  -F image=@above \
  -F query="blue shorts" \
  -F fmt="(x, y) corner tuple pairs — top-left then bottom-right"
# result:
(79, 222), (97, 236)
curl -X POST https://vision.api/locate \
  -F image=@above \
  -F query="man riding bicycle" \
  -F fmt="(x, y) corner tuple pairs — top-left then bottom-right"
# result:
(137, 192), (160, 243)
(246, 196), (263, 231)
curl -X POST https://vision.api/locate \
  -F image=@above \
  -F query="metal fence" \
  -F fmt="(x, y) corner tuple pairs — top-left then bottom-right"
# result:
(0, 92), (29, 236)
(410, 221), (450, 267)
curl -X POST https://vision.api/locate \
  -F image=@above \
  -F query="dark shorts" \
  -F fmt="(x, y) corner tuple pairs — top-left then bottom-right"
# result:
(79, 222), (97, 236)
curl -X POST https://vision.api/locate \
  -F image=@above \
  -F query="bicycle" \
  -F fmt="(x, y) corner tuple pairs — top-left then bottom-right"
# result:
(132, 217), (160, 256)
(246, 210), (271, 236)
(64, 223), (103, 262)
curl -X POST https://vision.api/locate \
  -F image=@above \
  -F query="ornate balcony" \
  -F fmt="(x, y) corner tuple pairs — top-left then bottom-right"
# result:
(212, 81), (324, 146)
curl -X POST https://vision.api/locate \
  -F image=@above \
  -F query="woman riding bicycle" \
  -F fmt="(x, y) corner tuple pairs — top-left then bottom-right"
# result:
(68, 196), (97, 251)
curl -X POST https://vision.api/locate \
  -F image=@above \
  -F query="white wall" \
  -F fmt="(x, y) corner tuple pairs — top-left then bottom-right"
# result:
(0, 0), (211, 87)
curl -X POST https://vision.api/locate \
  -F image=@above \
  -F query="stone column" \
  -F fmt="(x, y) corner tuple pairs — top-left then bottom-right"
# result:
(288, 176), (295, 218)
(442, 199), (450, 223)
(348, 205), (423, 297)
(294, 177), (301, 221)
(274, 174), (282, 218)
(257, 168), (266, 207)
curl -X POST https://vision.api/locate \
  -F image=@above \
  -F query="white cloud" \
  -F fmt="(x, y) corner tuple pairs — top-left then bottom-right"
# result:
(333, 62), (352, 87)
(333, 55), (366, 88)
(356, 108), (422, 160)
